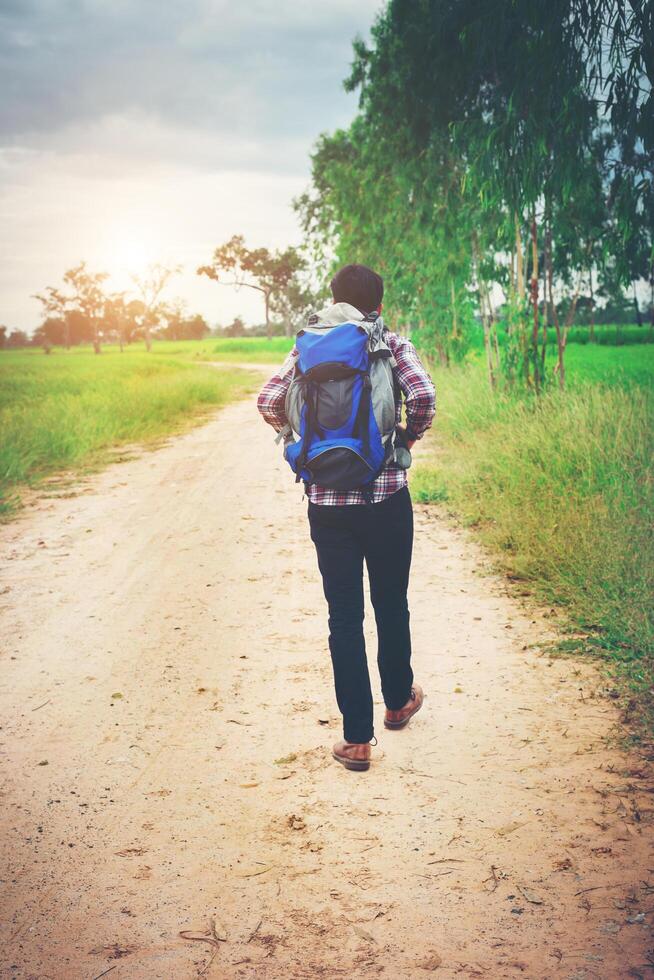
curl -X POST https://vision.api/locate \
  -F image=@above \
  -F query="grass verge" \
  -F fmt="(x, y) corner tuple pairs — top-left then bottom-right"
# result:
(412, 349), (654, 738)
(0, 349), (255, 518)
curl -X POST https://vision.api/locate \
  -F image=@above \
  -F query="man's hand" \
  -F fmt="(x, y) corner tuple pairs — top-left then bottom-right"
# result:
(396, 424), (416, 451)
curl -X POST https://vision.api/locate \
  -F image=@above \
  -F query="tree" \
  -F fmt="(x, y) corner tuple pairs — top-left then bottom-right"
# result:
(296, 120), (476, 364)
(103, 293), (133, 352)
(197, 235), (305, 339)
(224, 316), (246, 337)
(7, 330), (28, 348)
(160, 300), (210, 340)
(345, 0), (599, 389)
(65, 308), (94, 345)
(272, 278), (325, 337)
(300, 0), (651, 391)
(63, 262), (108, 354)
(33, 317), (67, 348)
(33, 286), (72, 348)
(0, 326), (7, 349)
(182, 314), (210, 340)
(131, 264), (180, 352)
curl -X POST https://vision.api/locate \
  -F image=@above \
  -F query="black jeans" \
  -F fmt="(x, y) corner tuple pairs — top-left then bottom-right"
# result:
(308, 486), (414, 743)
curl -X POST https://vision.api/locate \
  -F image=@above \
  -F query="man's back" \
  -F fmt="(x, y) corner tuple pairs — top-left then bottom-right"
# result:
(256, 264), (435, 771)
(257, 303), (435, 505)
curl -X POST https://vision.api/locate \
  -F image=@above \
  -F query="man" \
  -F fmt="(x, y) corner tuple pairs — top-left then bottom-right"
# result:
(257, 264), (436, 772)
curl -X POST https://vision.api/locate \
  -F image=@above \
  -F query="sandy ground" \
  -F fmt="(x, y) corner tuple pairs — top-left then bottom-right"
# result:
(1, 375), (653, 980)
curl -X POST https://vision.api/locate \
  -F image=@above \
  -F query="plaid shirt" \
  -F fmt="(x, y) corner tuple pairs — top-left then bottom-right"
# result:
(257, 331), (435, 505)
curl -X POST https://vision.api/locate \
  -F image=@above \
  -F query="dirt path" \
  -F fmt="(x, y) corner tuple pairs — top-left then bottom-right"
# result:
(1, 385), (652, 980)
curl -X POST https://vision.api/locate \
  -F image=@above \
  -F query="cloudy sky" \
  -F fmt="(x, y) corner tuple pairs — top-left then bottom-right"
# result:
(0, 1), (381, 331)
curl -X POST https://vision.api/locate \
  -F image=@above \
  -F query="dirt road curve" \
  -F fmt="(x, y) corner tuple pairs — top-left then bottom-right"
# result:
(1, 380), (652, 980)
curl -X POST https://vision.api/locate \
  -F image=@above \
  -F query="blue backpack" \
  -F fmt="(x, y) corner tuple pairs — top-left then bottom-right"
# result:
(281, 312), (401, 492)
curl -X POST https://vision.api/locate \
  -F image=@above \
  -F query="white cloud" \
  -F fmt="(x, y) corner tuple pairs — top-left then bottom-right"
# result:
(0, 1), (383, 330)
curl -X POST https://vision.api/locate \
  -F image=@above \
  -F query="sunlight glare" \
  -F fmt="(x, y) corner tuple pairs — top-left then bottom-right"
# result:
(101, 223), (159, 282)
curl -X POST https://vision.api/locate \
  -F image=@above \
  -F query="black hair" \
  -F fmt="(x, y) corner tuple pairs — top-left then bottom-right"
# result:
(330, 263), (384, 314)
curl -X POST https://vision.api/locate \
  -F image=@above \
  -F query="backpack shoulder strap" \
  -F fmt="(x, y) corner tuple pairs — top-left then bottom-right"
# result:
(370, 318), (402, 406)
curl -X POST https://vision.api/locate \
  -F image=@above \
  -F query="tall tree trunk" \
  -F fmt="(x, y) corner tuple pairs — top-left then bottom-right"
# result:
(545, 223), (565, 390)
(472, 233), (496, 389)
(450, 279), (459, 340)
(564, 282), (581, 333)
(529, 213), (540, 392)
(479, 290), (496, 389)
(633, 281), (642, 326)
(484, 286), (502, 381)
(589, 266), (595, 341)
(436, 341), (450, 367)
(92, 319), (101, 355)
(144, 325), (152, 353)
(515, 214), (530, 386)
(515, 214), (526, 302)
(540, 262), (548, 377)
(492, 316), (501, 377)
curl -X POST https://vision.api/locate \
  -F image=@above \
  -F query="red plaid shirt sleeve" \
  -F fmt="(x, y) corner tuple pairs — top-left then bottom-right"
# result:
(256, 347), (298, 432)
(388, 333), (436, 439)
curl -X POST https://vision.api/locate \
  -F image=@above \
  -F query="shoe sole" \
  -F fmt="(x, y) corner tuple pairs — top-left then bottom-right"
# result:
(384, 698), (423, 730)
(332, 751), (370, 771)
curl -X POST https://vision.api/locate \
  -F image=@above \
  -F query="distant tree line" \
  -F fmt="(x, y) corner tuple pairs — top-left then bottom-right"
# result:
(296, 0), (653, 390)
(1, 237), (323, 352)
(21, 261), (212, 354)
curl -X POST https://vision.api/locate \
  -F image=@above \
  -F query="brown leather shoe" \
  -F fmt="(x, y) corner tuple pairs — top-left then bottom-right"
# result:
(384, 684), (424, 730)
(332, 739), (371, 771)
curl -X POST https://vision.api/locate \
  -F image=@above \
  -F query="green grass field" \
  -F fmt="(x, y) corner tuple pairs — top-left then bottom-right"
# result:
(0, 347), (255, 516)
(565, 323), (654, 346)
(161, 323), (654, 365)
(413, 344), (653, 735)
(414, 321), (654, 356)
(562, 343), (654, 386)
(145, 336), (294, 363)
